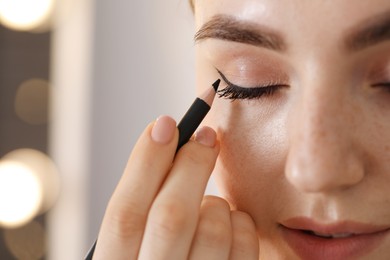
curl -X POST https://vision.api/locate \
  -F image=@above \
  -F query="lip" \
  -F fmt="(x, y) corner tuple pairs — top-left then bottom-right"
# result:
(281, 217), (390, 260)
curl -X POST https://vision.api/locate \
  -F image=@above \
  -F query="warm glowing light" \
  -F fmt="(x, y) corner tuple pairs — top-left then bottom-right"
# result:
(3, 149), (60, 214)
(0, 0), (54, 31)
(4, 220), (46, 259)
(0, 161), (42, 228)
(15, 78), (49, 125)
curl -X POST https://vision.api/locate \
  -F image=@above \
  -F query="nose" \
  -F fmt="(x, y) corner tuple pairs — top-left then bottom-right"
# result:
(285, 76), (365, 193)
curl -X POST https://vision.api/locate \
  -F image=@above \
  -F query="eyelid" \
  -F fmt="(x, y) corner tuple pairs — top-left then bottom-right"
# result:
(216, 69), (288, 100)
(216, 68), (287, 89)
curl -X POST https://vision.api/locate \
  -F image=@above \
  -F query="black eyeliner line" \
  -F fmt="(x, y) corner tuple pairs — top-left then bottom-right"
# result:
(216, 68), (242, 89)
(216, 68), (287, 90)
(372, 82), (390, 87)
(215, 68), (286, 100)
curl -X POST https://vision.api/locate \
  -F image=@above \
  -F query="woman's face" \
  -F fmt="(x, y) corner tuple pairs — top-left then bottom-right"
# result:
(194, 0), (390, 259)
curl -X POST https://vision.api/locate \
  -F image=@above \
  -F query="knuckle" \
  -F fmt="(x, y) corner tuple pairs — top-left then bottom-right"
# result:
(106, 202), (147, 239)
(196, 217), (232, 247)
(148, 201), (190, 239)
(179, 143), (216, 168)
(233, 228), (258, 252)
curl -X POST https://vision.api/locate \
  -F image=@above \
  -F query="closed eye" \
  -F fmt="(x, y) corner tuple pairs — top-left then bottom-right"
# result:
(216, 69), (288, 100)
(372, 82), (390, 93)
(372, 82), (390, 87)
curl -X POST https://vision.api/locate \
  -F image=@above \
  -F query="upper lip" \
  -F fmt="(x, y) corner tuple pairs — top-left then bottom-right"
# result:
(281, 217), (390, 236)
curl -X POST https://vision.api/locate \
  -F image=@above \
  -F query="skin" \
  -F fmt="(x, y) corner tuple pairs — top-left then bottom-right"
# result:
(94, 0), (390, 259)
(195, 0), (390, 259)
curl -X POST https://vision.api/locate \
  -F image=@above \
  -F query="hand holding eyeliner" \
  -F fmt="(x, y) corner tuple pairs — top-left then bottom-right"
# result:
(84, 79), (221, 260)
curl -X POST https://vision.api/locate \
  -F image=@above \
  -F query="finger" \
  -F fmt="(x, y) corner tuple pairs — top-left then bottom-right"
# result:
(188, 195), (232, 260)
(229, 211), (259, 260)
(138, 126), (220, 260)
(95, 116), (178, 259)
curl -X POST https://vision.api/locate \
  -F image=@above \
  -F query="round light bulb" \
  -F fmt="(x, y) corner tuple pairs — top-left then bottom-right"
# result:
(0, 0), (54, 31)
(15, 78), (49, 125)
(4, 220), (46, 259)
(3, 149), (60, 214)
(0, 161), (42, 228)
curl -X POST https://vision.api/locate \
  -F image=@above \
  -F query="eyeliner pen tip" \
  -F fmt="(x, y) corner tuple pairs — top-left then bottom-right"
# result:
(212, 79), (221, 92)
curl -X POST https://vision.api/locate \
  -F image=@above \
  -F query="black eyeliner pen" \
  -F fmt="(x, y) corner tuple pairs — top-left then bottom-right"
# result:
(84, 79), (221, 260)
(176, 79), (221, 151)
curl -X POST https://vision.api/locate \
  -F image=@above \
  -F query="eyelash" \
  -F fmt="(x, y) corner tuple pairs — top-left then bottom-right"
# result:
(216, 69), (288, 100)
(372, 82), (390, 88)
(370, 81), (390, 95)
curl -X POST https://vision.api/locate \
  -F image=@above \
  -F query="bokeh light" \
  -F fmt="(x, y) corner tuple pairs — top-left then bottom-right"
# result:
(0, 161), (42, 228)
(14, 78), (49, 125)
(3, 220), (46, 259)
(0, 0), (54, 31)
(3, 149), (60, 214)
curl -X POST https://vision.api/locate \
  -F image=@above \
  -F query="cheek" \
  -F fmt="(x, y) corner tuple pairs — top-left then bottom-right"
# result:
(363, 101), (390, 174)
(205, 97), (290, 227)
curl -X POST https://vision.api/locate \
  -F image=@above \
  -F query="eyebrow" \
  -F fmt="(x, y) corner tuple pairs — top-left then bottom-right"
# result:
(345, 10), (390, 51)
(196, 12), (390, 53)
(194, 15), (286, 51)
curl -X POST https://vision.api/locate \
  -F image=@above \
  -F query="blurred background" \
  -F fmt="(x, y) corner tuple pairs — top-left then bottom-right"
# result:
(0, 0), (217, 259)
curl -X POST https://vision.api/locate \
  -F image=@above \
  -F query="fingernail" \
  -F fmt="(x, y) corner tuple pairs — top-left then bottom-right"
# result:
(151, 116), (176, 144)
(194, 126), (216, 147)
